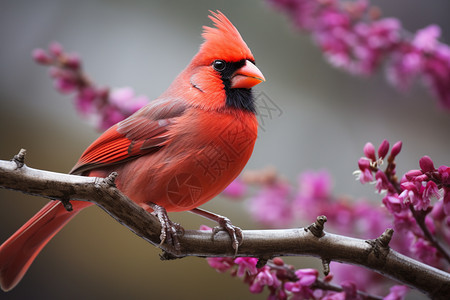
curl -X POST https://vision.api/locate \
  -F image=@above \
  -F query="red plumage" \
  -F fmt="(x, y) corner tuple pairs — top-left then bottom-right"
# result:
(0, 11), (264, 291)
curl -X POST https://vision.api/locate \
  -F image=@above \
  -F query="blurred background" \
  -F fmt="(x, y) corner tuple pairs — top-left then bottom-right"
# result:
(1, 0), (449, 299)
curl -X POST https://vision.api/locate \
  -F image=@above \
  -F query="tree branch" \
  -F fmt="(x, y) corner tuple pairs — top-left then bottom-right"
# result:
(0, 150), (449, 299)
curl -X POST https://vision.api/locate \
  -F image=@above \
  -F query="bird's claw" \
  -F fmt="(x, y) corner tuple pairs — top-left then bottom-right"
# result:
(211, 216), (243, 256)
(150, 204), (184, 251)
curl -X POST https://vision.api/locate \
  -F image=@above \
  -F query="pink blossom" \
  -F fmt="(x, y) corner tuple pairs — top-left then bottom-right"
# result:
(383, 285), (408, 300)
(206, 257), (235, 273)
(411, 238), (441, 267)
(422, 181), (440, 207)
(48, 41), (63, 56)
(65, 53), (81, 69)
(364, 18), (400, 48)
(424, 215), (436, 235)
(54, 77), (77, 94)
(357, 158), (373, 183)
(398, 158), (444, 212)
(75, 87), (97, 114)
(413, 25), (441, 52)
(382, 195), (404, 214)
(329, 263), (384, 294)
(284, 268), (318, 299)
(234, 257), (258, 277)
(340, 281), (358, 299)
(363, 142), (376, 160)
(419, 155), (435, 172)
(377, 139), (390, 159)
(324, 201), (354, 235)
(249, 266), (280, 294)
(99, 106), (128, 130)
(358, 168), (373, 184)
(404, 169), (423, 181)
(354, 202), (391, 238)
(295, 268), (318, 286)
(32, 42), (148, 131)
(222, 178), (247, 199)
(298, 170), (332, 199)
(32, 48), (51, 64)
(430, 199), (446, 221)
(392, 212), (419, 235)
(429, 202), (450, 244)
(109, 87), (148, 115)
(268, 0), (450, 109)
(399, 180), (426, 210)
(439, 165), (450, 185)
(375, 170), (390, 193)
(294, 170), (338, 226)
(390, 141), (403, 158)
(386, 50), (423, 91)
(248, 182), (293, 228)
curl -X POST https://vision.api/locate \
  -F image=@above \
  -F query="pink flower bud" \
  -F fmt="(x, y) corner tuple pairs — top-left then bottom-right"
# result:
(401, 181), (418, 191)
(358, 158), (371, 170)
(49, 41), (63, 56)
(54, 78), (76, 94)
(378, 139), (390, 159)
(363, 142), (376, 160)
(294, 268), (318, 286)
(65, 53), (81, 69)
(390, 141), (403, 158)
(323, 274), (333, 282)
(382, 195), (404, 214)
(272, 257), (284, 266)
(414, 174), (429, 182)
(404, 169), (422, 181)
(419, 155), (435, 172)
(438, 166), (450, 185)
(32, 48), (51, 64)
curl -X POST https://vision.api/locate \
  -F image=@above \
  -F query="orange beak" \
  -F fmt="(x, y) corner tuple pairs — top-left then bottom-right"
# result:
(230, 60), (265, 89)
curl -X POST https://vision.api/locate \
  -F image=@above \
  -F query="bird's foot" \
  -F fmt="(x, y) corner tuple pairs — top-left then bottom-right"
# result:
(148, 203), (184, 251)
(190, 208), (243, 256)
(212, 215), (243, 256)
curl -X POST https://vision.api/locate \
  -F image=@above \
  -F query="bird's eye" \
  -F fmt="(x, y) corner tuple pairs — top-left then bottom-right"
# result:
(212, 60), (226, 72)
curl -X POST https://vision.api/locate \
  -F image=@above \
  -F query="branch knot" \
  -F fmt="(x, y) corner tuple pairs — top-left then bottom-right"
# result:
(104, 172), (118, 188)
(366, 228), (394, 258)
(322, 259), (331, 276)
(307, 215), (327, 237)
(61, 198), (73, 212)
(12, 149), (27, 168)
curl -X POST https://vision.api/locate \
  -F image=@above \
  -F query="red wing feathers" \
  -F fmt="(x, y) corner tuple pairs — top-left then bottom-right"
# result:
(70, 98), (187, 175)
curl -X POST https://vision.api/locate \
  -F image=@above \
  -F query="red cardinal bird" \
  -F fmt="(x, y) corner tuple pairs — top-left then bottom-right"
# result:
(0, 11), (264, 291)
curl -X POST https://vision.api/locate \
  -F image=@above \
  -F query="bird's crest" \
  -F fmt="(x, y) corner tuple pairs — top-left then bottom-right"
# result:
(195, 11), (254, 64)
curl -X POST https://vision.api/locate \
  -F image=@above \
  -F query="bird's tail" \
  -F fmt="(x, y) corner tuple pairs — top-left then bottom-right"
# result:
(0, 200), (92, 291)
